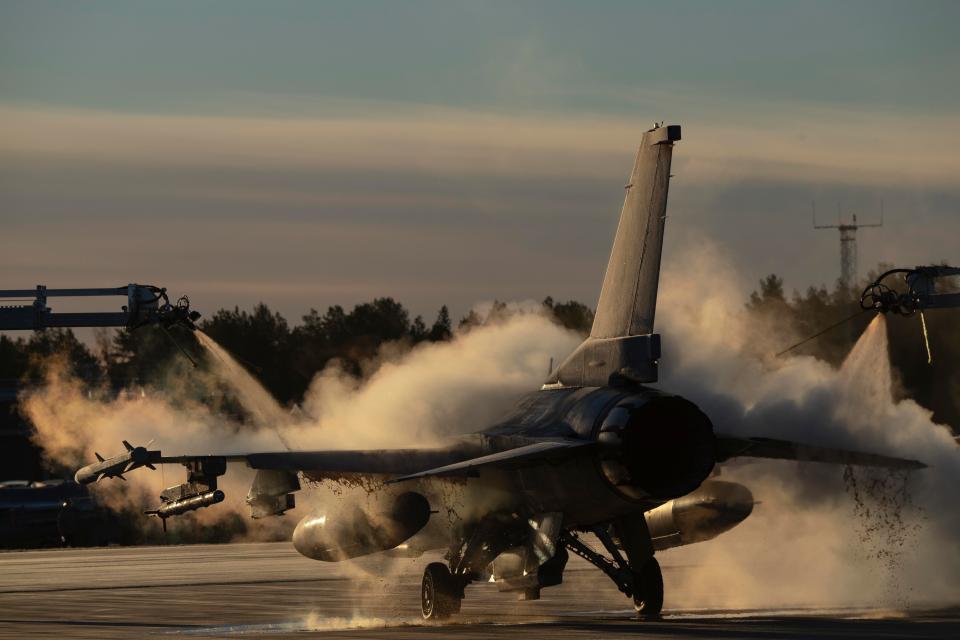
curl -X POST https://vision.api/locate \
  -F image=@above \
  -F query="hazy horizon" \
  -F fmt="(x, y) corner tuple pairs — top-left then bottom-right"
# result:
(2, 1), (958, 324)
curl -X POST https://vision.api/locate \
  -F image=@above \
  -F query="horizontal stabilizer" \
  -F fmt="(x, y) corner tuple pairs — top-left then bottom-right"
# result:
(388, 440), (596, 483)
(716, 435), (925, 470)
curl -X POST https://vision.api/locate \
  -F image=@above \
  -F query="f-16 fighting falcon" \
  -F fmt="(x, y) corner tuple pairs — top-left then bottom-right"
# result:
(75, 124), (925, 620)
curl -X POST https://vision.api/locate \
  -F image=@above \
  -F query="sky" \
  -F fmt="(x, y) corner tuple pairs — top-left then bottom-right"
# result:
(2, 0), (958, 325)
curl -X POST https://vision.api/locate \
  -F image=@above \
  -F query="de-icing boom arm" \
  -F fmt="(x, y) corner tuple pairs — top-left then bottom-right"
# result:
(860, 265), (959, 363)
(0, 284), (200, 331)
(860, 265), (960, 316)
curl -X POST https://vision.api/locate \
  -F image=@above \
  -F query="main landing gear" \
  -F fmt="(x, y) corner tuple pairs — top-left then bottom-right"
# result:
(561, 529), (664, 618)
(631, 556), (664, 616)
(419, 519), (663, 621)
(421, 562), (465, 620)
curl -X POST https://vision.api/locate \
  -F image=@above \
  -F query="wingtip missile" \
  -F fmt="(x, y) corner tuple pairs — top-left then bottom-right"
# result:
(74, 441), (160, 485)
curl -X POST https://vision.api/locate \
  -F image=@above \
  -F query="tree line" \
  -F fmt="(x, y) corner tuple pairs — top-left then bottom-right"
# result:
(2, 276), (956, 433)
(0, 297), (595, 405)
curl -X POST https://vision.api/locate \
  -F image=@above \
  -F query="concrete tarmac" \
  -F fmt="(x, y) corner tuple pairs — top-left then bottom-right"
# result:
(1, 542), (957, 639)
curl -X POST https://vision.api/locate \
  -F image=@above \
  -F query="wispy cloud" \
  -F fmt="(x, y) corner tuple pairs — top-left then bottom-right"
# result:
(2, 99), (958, 321)
(3, 101), (958, 189)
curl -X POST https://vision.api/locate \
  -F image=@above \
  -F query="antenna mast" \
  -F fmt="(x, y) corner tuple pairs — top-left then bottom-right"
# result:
(812, 201), (883, 290)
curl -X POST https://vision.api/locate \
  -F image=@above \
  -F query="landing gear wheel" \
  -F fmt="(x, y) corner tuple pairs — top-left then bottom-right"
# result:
(632, 556), (664, 618)
(421, 562), (462, 620)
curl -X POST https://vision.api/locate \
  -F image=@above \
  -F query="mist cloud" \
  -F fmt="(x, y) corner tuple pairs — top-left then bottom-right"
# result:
(654, 243), (960, 608)
(19, 237), (960, 606)
(23, 310), (580, 538)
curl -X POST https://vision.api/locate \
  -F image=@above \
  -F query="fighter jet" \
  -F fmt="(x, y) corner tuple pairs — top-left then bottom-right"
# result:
(75, 124), (924, 620)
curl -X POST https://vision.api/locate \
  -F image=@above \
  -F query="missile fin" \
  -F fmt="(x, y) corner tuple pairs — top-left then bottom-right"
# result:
(95, 453), (105, 462)
(122, 440), (134, 452)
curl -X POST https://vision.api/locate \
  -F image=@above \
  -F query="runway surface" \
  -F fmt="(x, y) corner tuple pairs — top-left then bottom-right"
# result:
(1, 542), (957, 639)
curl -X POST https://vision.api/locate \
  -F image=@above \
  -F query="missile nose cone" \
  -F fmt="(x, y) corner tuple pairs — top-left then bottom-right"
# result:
(691, 480), (755, 528)
(74, 462), (100, 485)
(292, 492), (431, 562)
(725, 482), (755, 520)
(292, 513), (329, 561)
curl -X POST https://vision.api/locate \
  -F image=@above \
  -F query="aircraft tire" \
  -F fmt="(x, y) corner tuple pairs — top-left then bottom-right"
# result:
(421, 562), (461, 620)
(632, 556), (664, 618)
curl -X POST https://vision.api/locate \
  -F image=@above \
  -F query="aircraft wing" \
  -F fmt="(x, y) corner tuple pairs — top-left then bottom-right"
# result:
(244, 449), (474, 476)
(387, 439), (597, 483)
(75, 437), (597, 485)
(714, 434), (925, 470)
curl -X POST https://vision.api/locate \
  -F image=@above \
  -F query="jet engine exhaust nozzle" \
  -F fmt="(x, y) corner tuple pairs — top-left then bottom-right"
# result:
(598, 396), (716, 501)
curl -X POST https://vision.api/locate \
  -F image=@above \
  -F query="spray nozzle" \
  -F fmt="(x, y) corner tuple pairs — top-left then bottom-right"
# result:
(157, 295), (201, 331)
(859, 265), (960, 364)
(860, 266), (960, 316)
(777, 265), (958, 360)
(149, 295), (203, 367)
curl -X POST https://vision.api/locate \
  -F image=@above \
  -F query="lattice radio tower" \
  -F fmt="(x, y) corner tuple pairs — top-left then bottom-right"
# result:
(813, 202), (883, 290)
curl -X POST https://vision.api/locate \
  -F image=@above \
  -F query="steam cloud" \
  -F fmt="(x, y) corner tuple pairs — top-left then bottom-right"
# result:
(23, 312), (580, 539)
(21, 239), (960, 609)
(653, 242), (960, 609)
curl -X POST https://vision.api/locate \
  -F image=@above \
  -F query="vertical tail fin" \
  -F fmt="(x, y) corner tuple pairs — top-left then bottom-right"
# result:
(592, 124), (679, 338)
(546, 125), (680, 388)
